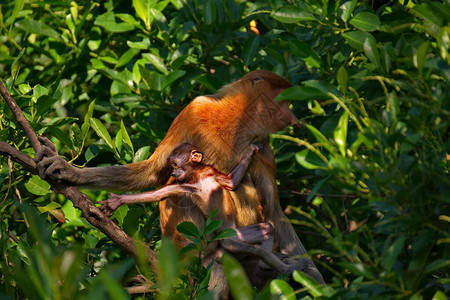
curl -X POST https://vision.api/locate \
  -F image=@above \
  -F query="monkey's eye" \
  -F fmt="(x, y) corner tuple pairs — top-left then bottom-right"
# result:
(251, 77), (264, 86)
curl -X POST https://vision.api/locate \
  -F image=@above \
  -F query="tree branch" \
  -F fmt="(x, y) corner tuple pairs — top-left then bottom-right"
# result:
(0, 142), (37, 171)
(0, 82), (40, 152)
(0, 79), (157, 266)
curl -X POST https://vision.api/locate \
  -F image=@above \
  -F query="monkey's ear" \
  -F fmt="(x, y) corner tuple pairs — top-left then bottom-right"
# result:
(190, 150), (203, 163)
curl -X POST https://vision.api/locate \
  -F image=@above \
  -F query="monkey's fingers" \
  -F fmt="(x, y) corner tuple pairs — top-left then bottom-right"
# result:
(97, 202), (113, 216)
(34, 144), (57, 162)
(38, 136), (57, 152)
(36, 155), (61, 180)
(250, 144), (260, 153)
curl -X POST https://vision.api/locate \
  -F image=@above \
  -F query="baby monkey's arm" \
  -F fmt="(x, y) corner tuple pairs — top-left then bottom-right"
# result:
(98, 184), (196, 215)
(216, 144), (259, 190)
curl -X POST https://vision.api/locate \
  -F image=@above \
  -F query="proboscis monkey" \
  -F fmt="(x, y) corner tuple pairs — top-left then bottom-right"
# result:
(35, 70), (325, 289)
(98, 143), (298, 274)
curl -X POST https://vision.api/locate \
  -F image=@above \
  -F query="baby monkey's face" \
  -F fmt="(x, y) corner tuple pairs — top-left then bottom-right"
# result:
(169, 149), (203, 182)
(170, 158), (188, 180)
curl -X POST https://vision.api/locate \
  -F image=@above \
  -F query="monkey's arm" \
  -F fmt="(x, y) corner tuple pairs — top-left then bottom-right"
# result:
(216, 144), (258, 190)
(235, 222), (273, 246)
(220, 237), (290, 274)
(98, 184), (197, 215)
(35, 135), (173, 190)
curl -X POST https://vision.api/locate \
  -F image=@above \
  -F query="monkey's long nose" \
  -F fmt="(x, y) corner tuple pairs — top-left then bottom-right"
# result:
(290, 112), (300, 128)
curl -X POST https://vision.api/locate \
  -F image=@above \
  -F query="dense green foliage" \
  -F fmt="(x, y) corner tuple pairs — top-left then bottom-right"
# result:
(1, 0), (449, 299)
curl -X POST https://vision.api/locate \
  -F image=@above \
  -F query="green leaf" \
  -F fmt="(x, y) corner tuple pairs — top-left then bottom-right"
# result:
(306, 124), (335, 154)
(32, 84), (49, 101)
(48, 126), (73, 148)
(133, 0), (153, 29)
(16, 238), (31, 264)
(363, 35), (380, 68)
(15, 19), (60, 39)
(37, 202), (61, 213)
(307, 176), (331, 202)
(120, 120), (134, 153)
(177, 221), (200, 239)
(222, 254), (254, 300)
(242, 36), (260, 67)
(116, 48), (141, 68)
(84, 100), (95, 125)
(142, 53), (168, 75)
(158, 239), (180, 294)
(337, 66), (348, 95)
(90, 118), (114, 150)
(70, 123), (82, 150)
(271, 6), (316, 23)
(423, 259), (450, 274)
(387, 91), (399, 122)
(204, 0), (217, 25)
(127, 38), (151, 49)
(309, 99), (325, 115)
(94, 12), (135, 33)
(414, 41), (430, 76)
(382, 236), (405, 272)
(211, 228), (237, 241)
(25, 175), (51, 196)
(339, 0), (357, 22)
(350, 12), (380, 32)
(18, 83), (31, 94)
(115, 129), (123, 153)
(270, 279), (295, 299)
(133, 146), (151, 162)
(412, 3), (444, 27)
(342, 31), (374, 51)
(205, 220), (222, 236)
(292, 271), (324, 297)
(85, 145), (100, 162)
(338, 262), (375, 280)
(5, 0), (24, 26)
(334, 111), (348, 156)
(295, 149), (328, 170)
(289, 40), (322, 68)
(161, 70), (186, 90)
(275, 86), (328, 101)
(433, 291), (447, 300)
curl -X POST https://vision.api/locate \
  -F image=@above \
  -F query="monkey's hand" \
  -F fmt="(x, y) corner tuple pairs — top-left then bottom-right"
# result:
(250, 144), (260, 154)
(98, 193), (124, 215)
(34, 137), (82, 184)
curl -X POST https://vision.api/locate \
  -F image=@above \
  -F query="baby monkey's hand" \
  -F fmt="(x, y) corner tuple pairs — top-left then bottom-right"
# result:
(98, 193), (124, 216)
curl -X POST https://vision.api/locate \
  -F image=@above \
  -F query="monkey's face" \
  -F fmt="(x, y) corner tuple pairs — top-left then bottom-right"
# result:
(170, 158), (188, 181)
(273, 100), (298, 132)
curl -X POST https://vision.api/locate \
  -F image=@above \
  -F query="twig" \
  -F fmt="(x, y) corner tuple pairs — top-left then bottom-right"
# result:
(125, 285), (158, 295)
(0, 79), (157, 266)
(290, 190), (358, 200)
(8, 230), (19, 243)
(289, 190), (334, 225)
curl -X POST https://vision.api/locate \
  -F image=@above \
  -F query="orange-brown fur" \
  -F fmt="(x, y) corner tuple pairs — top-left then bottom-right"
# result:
(35, 70), (324, 290)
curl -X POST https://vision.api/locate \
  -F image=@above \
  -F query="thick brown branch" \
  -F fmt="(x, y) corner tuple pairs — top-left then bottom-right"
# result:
(0, 81), (40, 152)
(0, 141), (37, 171)
(0, 79), (157, 266)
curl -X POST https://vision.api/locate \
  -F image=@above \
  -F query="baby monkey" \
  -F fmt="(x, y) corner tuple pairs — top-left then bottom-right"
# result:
(99, 143), (294, 274)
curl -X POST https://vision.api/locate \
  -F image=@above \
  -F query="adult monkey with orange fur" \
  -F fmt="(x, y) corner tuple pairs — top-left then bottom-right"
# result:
(35, 70), (325, 286)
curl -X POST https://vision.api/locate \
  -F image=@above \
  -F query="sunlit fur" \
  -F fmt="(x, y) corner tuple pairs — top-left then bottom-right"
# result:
(74, 70), (323, 289)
